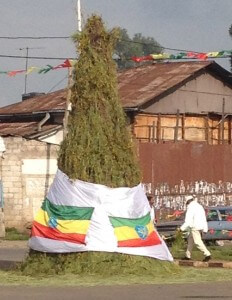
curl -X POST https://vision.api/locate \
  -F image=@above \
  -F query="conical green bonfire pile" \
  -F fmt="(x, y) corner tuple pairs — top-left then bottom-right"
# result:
(58, 15), (141, 187)
(22, 16), (144, 276)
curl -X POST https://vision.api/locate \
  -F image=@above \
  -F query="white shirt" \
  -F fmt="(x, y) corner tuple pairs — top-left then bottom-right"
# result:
(180, 200), (208, 232)
(150, 206), (155, 224)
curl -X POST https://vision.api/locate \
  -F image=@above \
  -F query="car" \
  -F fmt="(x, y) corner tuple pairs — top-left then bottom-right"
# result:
(156, 206), (232, 241)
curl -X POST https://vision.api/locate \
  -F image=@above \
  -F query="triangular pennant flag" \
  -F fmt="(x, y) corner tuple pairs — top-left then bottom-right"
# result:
(7, 70), (25, 77)
(38, 65), (53, 74)
(53, 59), (72, 70)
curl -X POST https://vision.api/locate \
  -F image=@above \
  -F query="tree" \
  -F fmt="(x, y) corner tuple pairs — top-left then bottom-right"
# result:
(58, 15), (141, 188)
(229, 25), (232, 71)
(115, 28), (163, 69)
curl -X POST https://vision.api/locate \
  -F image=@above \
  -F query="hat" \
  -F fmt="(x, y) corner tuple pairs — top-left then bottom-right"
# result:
(186, 195), (194, 201)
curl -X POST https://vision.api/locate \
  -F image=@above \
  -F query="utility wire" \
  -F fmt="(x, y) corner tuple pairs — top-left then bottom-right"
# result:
(0, 36), (70, 39)
(0, 54), (76, 60)
(0, 53), (230, 61)
(47, 75), (68, 93)
(0, 35), (226, 54)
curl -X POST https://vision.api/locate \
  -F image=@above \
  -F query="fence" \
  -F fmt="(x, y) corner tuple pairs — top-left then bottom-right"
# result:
(139, 142), (232, 218)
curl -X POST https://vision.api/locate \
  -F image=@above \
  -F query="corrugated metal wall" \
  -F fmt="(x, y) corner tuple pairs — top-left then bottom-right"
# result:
(138, 142), (232, 211)
(139, 142), (232, 185)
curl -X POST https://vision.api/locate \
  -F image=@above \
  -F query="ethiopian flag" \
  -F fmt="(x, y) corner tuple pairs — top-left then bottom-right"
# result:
(31, 198), (94, 245)
(109, 212), (161, 247)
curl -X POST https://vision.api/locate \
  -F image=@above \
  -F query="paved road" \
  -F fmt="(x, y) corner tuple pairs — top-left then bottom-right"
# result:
(0, 282), (232, 300)
(0, 240), (28, 261)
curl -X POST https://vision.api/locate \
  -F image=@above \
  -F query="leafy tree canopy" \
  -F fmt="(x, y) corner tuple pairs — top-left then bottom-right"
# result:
(115, 28), (163, 69)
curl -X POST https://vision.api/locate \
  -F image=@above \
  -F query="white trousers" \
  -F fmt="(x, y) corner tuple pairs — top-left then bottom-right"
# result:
(186, 229), (211, 258)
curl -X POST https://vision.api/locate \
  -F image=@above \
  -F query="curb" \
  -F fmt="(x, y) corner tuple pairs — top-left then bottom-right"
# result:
(175, 259), (232, 269)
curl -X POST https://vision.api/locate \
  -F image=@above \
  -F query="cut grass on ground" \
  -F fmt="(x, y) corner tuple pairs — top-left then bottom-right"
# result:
(170, 231), (232, 261)
(172, 245), (232, 261)
(0, 251), (227, 287)
(5, 228), (29, 241)
(1, 267), (232, 287)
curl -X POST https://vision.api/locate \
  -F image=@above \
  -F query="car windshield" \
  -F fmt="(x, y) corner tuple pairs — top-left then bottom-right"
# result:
(206, 209), (219, 221)
(219, 209), (232, 221)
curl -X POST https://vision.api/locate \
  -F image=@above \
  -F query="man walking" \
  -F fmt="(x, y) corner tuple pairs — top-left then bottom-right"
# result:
(180, 195), (211, 262)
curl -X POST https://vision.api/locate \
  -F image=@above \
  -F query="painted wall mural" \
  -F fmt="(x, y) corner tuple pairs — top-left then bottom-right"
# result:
(143, 180), (232, 219)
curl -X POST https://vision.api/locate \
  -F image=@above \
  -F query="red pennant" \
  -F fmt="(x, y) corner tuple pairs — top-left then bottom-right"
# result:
(131, 55), (153, 63)
(53, 59), (72, 70)
(7, 70), (25, 77)
(196, 53), (208, 60)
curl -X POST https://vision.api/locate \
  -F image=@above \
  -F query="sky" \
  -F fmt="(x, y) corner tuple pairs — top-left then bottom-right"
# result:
(0, 0), (232, 107)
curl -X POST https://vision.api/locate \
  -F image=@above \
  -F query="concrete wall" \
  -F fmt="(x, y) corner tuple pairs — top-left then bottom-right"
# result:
(1, 136), (59, 230)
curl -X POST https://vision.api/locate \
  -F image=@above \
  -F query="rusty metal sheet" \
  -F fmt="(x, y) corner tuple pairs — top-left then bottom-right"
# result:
(118, 61), (212, 108)
(0, 61), (214, 115)
(0, 122), (60, 137)
(0, 90), (66, 115)
(139, 142), (232, 185)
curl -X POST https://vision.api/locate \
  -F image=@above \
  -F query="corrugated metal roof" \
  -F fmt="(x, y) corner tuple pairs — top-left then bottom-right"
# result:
(0, 122), (61, 137)
(0, 90), (66, 115)
(0, 61), (230, 116)
(117, 61), (214, 107)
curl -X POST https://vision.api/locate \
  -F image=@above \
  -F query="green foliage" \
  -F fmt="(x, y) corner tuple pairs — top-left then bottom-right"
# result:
(171, 230), (186, 257)
(115, 28), (163, 69)
(5, 227), (29, 241)
(58, 15), (141, 187)
(21, 251), (179, 277)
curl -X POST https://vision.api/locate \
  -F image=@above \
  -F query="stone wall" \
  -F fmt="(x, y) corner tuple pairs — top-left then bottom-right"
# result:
(1, 136), (59, 231)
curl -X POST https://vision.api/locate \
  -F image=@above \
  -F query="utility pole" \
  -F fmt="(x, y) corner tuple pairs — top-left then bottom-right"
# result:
(19, 47), (44, 94)
(63, 0), (82, 138)
(76, 0), (82, 32)
(24, 47), (29, 94)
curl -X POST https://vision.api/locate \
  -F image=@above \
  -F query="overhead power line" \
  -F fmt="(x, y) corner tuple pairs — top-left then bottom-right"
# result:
(0, 36), (70, 39)
(0, 35), (218, 54)
(0, 53), (230, 61)
(47, 75), (68, 93)
(0, 54), (76, 60)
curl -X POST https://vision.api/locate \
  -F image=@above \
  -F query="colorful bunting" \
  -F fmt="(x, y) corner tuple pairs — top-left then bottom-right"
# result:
(0, 59), (76, 77)
(7, 70), (25, 77)
(131, 49), (232, 63)
(131, 55), (153, 63)
(1, 49), (232, 78)
(52, 59), (72, 70)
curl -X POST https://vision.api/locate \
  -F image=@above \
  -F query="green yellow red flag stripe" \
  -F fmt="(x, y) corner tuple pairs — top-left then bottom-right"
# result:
(31, 198), (94, 245)
(109, 213), (161, 247)
(31, 221), (87, 244)
(35, 209), (90, 234)
(41, 198), (94, 220)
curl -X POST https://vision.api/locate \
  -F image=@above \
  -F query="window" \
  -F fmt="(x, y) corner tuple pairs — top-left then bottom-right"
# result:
(219, 210), (232, 221)
(206, 209), (219, 221)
